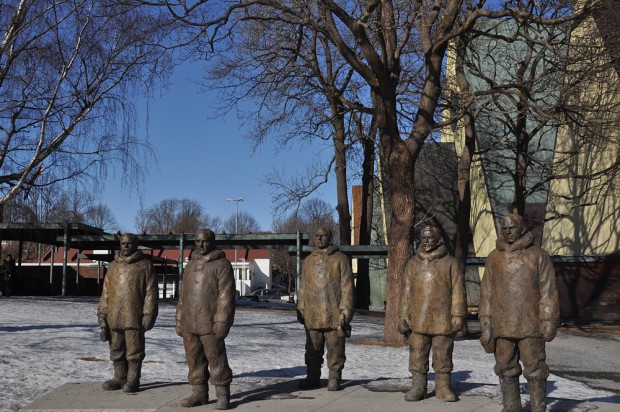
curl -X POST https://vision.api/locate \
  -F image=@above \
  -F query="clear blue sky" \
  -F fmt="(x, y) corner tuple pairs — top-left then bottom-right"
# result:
(101, 61), (338, 233)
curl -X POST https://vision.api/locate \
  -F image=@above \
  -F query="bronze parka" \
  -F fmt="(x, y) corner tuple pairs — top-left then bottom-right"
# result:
(479, 232), (559, 339)
(399, 245), (466, 335)
(97, 250), (158, 331)
(297, 245), (354, 330)
(176, 249), (235, 336)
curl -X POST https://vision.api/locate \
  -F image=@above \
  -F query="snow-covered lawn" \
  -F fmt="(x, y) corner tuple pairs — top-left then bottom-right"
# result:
(0, 297), (616, 411)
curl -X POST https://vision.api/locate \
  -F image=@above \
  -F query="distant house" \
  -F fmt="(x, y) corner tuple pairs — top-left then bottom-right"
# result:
(17, 244), (273, 298)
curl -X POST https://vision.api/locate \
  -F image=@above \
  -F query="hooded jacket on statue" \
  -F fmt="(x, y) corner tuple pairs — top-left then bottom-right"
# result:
(98, 250), (158, 331)
(176, 249), (235, 336)
(297, 245), (354, 330)
(400, 245), (466, 336)
(479, 232), (559, 339)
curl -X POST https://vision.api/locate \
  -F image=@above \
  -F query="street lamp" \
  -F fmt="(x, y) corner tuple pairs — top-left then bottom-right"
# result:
(226, 198), (244, 284)
(226, 197), (244, 234)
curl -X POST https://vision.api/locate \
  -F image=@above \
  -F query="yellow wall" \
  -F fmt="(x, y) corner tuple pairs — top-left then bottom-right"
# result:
(444, 17), (620, 262)
(542, 15), (620, 255)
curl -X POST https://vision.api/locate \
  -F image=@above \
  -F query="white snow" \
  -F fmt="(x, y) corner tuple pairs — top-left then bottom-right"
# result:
(0, 297), (617, 412)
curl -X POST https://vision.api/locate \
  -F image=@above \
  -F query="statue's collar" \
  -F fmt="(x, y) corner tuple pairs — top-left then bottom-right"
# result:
(416, 245), (447, 262)
(114, 250), (144, 264)
(312, 245), (339, 256)
(496, 231), (535, 252)
(193, 249), (226, 263)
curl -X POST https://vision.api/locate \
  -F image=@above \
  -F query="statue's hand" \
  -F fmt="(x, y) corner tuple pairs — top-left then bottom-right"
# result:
(175, 320), (183, 337)
(99, 327), (110, 342)
(141, 314), (155, 331)
(541, 320), (557, 342)
(340, 309), (353, 324)
(296, 310), (305, 325)
(214, 322), (229, 340)
(451, 315), (465, 333)
(398, 318), (412, 337)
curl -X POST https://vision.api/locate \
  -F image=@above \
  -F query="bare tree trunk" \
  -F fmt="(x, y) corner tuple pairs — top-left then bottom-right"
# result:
(512, 102), (529, 216)
(374, 87), (420, 343)
(355, 119), (377, 310)
(330, 100), (352, 246)
(453, 37), (476, 335)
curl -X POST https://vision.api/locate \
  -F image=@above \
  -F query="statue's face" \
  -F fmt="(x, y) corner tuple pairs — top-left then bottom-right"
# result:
(314, 228), (332, 249)
(119, 235), (138, 257)
(195, 232), (215, 255)
(420, 229), (441, 253)
(502, 215), (524, 244)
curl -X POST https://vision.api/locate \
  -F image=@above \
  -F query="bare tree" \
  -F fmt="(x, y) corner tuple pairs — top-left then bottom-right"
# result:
(145, 0), (602, 342)
(0, 1), (174, 210)
(223, 211), (261, 234)
(84, 204), (118, 232)
(136, 198), (220, 234)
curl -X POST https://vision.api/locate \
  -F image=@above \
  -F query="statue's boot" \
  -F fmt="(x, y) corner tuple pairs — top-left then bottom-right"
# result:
(435, 373), (457, 402)
(181, 384), (209, 408)
(102, 361), (127, 391)
(500, 376), (522, 412)
(123, 361), (141, 393)
(528, 379), (547, 412)
(327, 370), (342, 391)
(215, 385), (231, 410)
(404, 372), (427, 401)
(298, 365), (321, 390)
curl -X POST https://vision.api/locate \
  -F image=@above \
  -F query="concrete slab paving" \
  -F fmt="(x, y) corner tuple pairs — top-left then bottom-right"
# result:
(19, 380), (620, 412)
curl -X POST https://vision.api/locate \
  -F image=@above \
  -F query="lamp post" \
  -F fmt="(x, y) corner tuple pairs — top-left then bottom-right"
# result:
(226, 198), (244, 282)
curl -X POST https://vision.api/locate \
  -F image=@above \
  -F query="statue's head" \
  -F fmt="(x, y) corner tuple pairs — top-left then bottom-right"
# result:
(314, 226), (333, 250)
(119, 233), (138, 257)
(195, 229), (216, 255)
(501, 213), (525, 244)
(419, 225), (442, 253)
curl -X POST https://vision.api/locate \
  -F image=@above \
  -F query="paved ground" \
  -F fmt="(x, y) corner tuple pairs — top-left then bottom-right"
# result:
(20, 379), (620, 412)
(17, 306), (620, 411)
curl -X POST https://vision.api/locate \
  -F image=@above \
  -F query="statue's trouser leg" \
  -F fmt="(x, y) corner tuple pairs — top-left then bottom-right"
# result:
(103, 330), (128, 390)
(181, 332), (210, 407)
(431, 335), (456, 401)
(405, 333), (430, 401)
(494, 338), (523, 412)
(203, 334), (232, 410)
(183, 333), (210, 386)
(182, 333), (233, 407)
(519, 337), (548, 412)
(325, 329), (345, 391)
(299, 329), (325, 389)
(123, 329), (145, 393)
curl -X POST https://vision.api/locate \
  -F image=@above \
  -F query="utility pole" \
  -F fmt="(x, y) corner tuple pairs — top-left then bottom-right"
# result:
(226, 197), (244, 281)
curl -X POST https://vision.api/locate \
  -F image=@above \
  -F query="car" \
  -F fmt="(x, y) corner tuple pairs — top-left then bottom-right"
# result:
(246, 288), (291, 302)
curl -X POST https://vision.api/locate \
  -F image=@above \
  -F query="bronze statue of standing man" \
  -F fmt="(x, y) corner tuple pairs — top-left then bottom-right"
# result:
(176, 229), (235, 410)
(479, 213), (559, 412)
(398, 225), (466, 402)
(97, 233), (159, 393)
(297, 226), (354, 391)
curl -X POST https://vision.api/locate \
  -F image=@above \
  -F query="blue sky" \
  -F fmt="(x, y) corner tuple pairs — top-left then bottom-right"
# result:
(101, 61), (338, 233)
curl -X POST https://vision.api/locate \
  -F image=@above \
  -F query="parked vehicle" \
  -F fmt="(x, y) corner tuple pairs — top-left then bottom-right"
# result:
(244, 287), (295, 303)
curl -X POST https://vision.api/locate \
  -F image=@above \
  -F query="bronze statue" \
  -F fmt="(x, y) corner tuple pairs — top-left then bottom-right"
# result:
(479, 213), (559, 412)
(398, 225), (466, 402)
(296, 226), (354, 391)
(176, 229), (235, 410)
(97, 233), (159, 393)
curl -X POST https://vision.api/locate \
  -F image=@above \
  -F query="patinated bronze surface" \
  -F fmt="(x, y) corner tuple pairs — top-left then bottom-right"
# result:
(296, 226), (354, 392)
(97, 233), (159, 393)
(176, 229), (235, 409)
(479, 213), (559, 412)
(398, 225), (466, 402)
